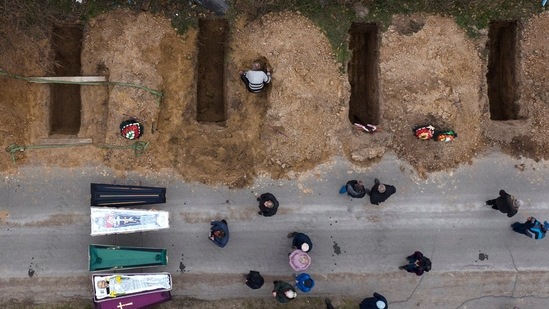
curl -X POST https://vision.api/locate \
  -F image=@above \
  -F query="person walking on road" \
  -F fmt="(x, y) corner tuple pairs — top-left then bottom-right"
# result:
(240, 61), (271, 93)
(257, 192), (279, 217)
(485, 189), (522, 218)
(359, 292), (389, 309)
(272, 280), (297, 303)
(208, 219), (229, 248)
(288, 232), (313, 253)
(340, 180), (367, 198)
(294, 273), (315, 293)
(399, 251), (431, 276)
(289, 249), (311, 271)
(365, 178), (396, 205)
(511, 217), (548, 239)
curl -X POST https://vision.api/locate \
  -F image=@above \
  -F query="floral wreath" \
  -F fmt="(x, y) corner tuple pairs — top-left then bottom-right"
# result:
(120, 119), (144, 140)
(414, 125), (435, 140)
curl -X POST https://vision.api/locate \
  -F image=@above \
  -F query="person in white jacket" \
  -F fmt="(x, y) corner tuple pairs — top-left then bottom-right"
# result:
(240, 61), (271, 93)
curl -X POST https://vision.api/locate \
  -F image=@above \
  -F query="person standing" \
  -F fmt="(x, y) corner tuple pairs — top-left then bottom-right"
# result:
(245, 270), (264, 289)
(365, 178), (396, 205)
(340, 180), (367, 198)
(257, 193), (279, 217)
(287, 232), (313, 253)
(289, 249), (311, 272)
(272, 280), (297, 303)
(511, 217), (548, 239)
(485, 189), (522, 218)
(399, 251), (431, 276)
(208, 219), (229, 248)
(294, 273), (315, 293)
(240, 62), (271, 93)
(359, 292), (389, 309)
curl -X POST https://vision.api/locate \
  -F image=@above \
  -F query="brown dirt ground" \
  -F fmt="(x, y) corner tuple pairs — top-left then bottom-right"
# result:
(1, 10), (549, 186)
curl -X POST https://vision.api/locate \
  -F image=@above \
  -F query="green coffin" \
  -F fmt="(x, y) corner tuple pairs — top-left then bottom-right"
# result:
(89, 245), (168, 271)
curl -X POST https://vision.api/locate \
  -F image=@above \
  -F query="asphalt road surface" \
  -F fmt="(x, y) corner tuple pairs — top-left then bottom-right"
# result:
(1, 151), (548, 309)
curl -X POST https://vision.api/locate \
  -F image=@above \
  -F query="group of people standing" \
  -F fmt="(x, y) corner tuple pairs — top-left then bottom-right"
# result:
(486, 189), (547, 239)
(207, 192), (316, 303)
(206, 179), (544, 308)
(265, 231), (316, 303)
(204, 182), (396, 308)
(340, 178), (396, 205)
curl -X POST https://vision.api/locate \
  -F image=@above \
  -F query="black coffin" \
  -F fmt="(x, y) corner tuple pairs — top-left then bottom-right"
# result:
(91, 183), (167, 207)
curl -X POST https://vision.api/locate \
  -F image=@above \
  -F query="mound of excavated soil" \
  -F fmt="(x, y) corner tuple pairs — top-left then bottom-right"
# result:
(379, 14), (485, 175)
(1, 10), (548, 185)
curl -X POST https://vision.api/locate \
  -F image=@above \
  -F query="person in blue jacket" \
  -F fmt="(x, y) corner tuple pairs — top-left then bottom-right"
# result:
(209, 219), (229, 248)
(339, 180), (367, 198)
(512, 217), (547, 239)
(294, 273), (315, 293)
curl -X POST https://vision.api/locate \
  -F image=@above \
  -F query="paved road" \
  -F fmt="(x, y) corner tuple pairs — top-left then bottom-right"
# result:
(1, 152), (548, 308)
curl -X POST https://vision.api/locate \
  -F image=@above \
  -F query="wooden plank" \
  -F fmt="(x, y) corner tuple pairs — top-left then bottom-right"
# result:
(30, 76), (107, 83)
(38, 138), (93, 145)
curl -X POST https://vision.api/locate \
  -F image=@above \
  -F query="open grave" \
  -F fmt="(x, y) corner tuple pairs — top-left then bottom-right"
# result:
(348, 23), (380, 126)
(486, 21), (520, 121)
(196, 18), (229, 124)
(50, 24), (83, 135)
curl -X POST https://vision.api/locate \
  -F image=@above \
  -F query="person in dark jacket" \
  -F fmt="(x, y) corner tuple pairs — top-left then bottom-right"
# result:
(287, 232), (313, 253)
(209, 219), (229, 248)
(365, 178), (396, 205)
(245, 270), (264, 289)
(340, 180), (367, 198)
(257, 193), (279, 217)
(360, 292), (389, 309)
(485, 190), (522, 218)
(272, 280), (297, 303)
(399, 251), (431, 276)
(511, 217), (548, 239)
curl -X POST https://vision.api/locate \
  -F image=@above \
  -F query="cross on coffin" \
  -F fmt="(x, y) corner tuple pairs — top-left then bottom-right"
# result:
(117, 302), (133, 309)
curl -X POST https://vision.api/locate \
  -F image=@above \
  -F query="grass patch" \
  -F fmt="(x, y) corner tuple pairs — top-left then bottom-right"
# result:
(5, 0), (544, 70)
(233, 0), (356, 70)
(232, 0), (543, 70)
(299, 3), (356, 67)
(367, 0), (542, 36)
